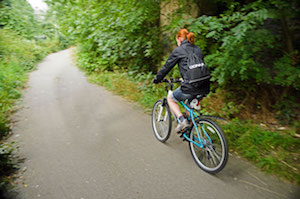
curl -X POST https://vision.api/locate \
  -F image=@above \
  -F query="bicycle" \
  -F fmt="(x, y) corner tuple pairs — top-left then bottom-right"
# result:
(152, 78), (228, 174)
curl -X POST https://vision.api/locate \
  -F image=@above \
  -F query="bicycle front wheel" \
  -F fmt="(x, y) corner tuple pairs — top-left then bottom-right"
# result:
(152, 99), (172, 142)
(189, 118), (228, 174)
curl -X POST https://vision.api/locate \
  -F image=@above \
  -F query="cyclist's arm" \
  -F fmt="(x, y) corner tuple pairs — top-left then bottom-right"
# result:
(155, 48), (180, 82)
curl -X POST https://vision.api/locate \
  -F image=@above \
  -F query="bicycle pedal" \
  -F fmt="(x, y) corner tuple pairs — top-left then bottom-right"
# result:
(177, 129), (185, 134)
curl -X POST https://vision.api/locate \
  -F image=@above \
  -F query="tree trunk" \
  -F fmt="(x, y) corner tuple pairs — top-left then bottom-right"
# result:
(280, 14), (294, 54)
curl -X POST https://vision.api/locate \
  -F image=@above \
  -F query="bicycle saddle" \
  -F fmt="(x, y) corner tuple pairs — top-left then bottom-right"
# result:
(188, 94), (206, 110)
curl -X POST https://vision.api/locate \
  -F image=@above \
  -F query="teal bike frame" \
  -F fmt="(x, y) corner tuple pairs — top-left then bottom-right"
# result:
(161, 78), (218, 149)
(179, 101), (212, 148)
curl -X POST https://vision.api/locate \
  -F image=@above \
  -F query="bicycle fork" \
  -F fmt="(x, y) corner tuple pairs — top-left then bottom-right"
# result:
(157, 98), (170, 122)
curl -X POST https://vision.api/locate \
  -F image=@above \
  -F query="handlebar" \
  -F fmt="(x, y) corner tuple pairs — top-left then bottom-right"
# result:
(160, 78), (182, 91)
(162, 78), (182, 84)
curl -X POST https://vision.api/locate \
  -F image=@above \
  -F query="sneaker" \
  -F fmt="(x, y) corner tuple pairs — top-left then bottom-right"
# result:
(175, 119), (190, 132)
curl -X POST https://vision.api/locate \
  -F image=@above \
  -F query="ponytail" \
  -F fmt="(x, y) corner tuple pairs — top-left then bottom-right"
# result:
(187, 32), (194, 44)
(176, 28), (195, 44)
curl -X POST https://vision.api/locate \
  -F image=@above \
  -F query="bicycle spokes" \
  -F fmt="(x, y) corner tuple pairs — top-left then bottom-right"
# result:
(189, 119), (228, 174)
(152, 99), (172, 142)
(152, 79), (228, 174)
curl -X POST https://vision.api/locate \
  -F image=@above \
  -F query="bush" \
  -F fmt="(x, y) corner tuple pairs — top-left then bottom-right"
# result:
(165, 0), (299, 125)
(47, 0), (161, 73)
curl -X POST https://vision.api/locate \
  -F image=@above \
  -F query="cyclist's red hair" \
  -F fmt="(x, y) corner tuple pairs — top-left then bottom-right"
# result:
(176, 28), (194, 44)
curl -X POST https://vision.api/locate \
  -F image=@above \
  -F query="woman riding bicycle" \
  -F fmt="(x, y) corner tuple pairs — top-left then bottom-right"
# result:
(153, 28), (210, 132)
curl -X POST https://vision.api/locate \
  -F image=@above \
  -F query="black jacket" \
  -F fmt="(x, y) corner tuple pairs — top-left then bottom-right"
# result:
(155, 39), (210, 95)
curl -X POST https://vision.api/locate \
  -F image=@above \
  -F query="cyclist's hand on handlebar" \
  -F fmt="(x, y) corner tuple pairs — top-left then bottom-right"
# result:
(152, 77), (160, 84)
(172, 78), (182, 83)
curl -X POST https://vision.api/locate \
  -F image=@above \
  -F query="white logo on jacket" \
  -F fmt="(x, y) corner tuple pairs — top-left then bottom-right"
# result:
(189, 63), (205, 69)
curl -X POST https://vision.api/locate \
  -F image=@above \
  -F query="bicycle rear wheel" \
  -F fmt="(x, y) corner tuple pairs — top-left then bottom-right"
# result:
(189, 118), (228, 174)
(152, 99), (172, 142)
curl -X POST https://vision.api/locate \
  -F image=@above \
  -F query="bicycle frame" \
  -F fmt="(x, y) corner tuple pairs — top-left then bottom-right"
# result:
(160, 85), (213, 149)
(154, 79), (229, 173)
(179, 101), (212, 148)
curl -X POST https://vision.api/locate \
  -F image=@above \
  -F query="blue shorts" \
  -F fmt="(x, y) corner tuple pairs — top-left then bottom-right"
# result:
(171, 87), (197, 103)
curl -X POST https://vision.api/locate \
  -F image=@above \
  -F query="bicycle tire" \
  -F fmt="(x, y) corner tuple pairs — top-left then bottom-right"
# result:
(152, 99), (172, 142)
(189, 118), (228, 174)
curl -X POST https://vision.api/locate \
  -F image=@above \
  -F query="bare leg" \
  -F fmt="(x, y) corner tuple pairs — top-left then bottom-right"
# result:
(168, 95), (191, 131)
(167, 95), (182, 118)
(185, 109), (193, 125)
(185, 109), (190, 118)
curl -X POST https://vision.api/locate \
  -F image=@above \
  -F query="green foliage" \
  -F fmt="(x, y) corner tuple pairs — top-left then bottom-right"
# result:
(165, 0), (300, 130)
(275, 96), (299, 125)
(167, 0), (299, 90)
(0, 0), (41, 39)
(0, 0), (70, 47)
(0, 30), (32, 135)
(273, 53), (300, 89)
(47, 0), (161, 73)
(0, 28), (63, 138)
(0, 0), (67, 136)
(198, 89), (242, 119)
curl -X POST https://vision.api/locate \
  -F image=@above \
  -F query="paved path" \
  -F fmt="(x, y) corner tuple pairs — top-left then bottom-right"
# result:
(11, 49), (299, 199)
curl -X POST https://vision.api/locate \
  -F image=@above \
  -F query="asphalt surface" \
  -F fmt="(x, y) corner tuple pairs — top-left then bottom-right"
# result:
(11, 48), (299, 199)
